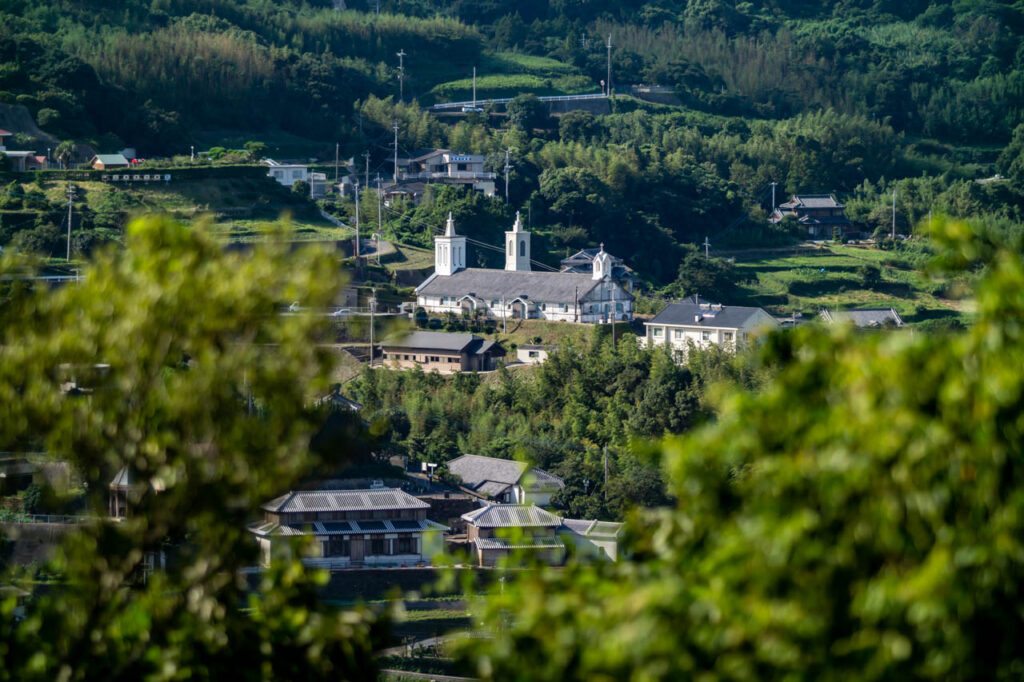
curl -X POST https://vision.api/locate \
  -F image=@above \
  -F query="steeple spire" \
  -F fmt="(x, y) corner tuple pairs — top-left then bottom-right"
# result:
(513, 210), (523, 232)
(445, 211), (456, 236)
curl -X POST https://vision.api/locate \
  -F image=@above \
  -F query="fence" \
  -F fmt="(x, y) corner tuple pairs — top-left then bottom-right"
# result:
(0, 512), (98, 524)
(431, 92), (606, 109)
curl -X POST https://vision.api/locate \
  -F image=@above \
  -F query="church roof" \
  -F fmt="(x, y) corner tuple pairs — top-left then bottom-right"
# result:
(415, 268), (631, 303)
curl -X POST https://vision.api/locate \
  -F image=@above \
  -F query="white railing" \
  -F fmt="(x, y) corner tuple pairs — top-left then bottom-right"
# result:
(401, 171), (496, 181)
(431, 92), (606, 109)
(0, 513), (99, 524)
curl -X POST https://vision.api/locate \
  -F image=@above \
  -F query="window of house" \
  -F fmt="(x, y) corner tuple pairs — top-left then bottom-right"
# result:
(723, 331), (734, 343)
(562, 304), (568, 312)
(396, 536), (413, 554)
(701, 331), (711, 341)
(457, 163), (467, 171)
(653, 327), (663, 337)
(541, 303), (546, 311)
(370, 538), (386, 555)
(449, 357), (458, 363)
(528, 351), (539, 358)
(327, 537), (350, 557)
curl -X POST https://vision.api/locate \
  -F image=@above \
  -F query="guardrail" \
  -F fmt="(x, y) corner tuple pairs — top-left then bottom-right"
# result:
(0, 513), (99, 524)
(401, 171), (496, 181)
(431, 92), (606, 109)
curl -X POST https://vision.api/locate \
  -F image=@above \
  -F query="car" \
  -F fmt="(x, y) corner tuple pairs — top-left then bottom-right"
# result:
(461, 106), (484, 113)
(329, 308), (351, 317)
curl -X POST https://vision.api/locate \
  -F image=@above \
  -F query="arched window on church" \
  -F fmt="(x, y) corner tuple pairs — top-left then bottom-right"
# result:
(508, 240), (513, 256)
(519, 240), (525, 257)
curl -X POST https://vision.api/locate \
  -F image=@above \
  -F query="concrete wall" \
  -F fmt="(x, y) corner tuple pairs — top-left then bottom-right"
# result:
(0, 522), (74, 567)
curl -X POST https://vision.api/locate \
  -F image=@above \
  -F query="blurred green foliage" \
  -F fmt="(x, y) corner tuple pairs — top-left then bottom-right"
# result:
(0, 216), (387, 680)
(455, 217), (1024, 680)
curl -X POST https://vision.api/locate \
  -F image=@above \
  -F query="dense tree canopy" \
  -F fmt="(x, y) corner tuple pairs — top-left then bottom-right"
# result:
(454, 217), (1024, 680)
(0, 217), (385, 680)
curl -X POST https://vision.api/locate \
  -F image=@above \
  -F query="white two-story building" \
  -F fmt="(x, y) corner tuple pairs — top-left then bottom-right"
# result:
(642, 296), (778, 356)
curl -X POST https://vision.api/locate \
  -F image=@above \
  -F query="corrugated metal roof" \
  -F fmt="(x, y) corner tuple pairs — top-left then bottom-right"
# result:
(462, 504), (561, 528)
(559, 518), (623, 538)
(261, 488), (430, 513)
(474, 536), (564, 550)
(819, 308), (904, 328)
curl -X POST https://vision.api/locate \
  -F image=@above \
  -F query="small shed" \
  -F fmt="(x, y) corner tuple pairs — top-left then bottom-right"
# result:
(90, 154), (130, 170)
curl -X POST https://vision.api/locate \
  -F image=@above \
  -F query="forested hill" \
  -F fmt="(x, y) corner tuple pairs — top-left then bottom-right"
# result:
(2, 0), (1022, 153)
(2, 0), (1024, 293)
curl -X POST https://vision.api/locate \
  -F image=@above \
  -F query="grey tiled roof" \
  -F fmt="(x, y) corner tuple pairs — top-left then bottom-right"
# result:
(819, 308), (904, 328)
(647, 301), (777, 329)
(381, 331), (481, 352)
(416, 268), (631, 303)
(381, 331), (506, 357)
(781, 194), (844, 209)
(448, 454), (529, 487)
(462, 504), (562, 528)
(249, 518), (447, 537)
(261, 488), (430, 513)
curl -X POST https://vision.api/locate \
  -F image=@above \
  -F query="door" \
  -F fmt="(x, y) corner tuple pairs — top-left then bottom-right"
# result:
(350, 537), (365, 562)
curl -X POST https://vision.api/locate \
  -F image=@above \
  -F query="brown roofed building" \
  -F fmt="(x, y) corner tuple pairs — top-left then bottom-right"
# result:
(381, 331), (505, 373)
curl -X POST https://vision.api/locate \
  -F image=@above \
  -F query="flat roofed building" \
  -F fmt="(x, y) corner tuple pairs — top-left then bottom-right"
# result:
(249, 488), (448, 569)
(447, 454), (565, 505)
(642, 296), (779, 357)
(380, 331), (505, 373)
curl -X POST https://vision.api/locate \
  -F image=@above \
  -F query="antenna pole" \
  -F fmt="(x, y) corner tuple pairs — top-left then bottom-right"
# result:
(369, 286), (376, 367)
(354, 178), (360, 259)
(362, 150), (370, 190)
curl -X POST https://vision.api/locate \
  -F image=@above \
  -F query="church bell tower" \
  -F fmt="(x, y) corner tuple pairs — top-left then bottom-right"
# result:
(435, 212), (466, 276)
(505, 211), (531, 271)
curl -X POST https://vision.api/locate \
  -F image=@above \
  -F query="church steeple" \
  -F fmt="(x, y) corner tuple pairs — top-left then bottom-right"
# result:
(505, 211), (531, 271)
(435, 211), (466, 276)
(593, 243), (612, 280)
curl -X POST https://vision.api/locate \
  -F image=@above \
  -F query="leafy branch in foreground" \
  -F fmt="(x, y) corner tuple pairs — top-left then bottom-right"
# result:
(0, 217), (386, 681)
(455, 216), (1024, 681)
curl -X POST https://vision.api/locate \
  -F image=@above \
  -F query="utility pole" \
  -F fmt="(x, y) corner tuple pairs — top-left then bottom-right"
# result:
(472, 66), (477, 108)
(502, 296), (506, 334)
(891, 188), (897, 240)
(65, 182), (75, 261)
(396, 49), (406, 102)
(392, 123), (400, 182)
(606, 34), (612, 97)
(376, 173), (383, 265)
(602, 445), (608, 501)
(503, 149), (511, 203)
(354, 178), (360, 259)
(334, 143), (339, 185)
(362, 150), (370, 189)
(770, 181), (777, 215)
(369, 287), (376, 367)
(704, 235), (710, 259)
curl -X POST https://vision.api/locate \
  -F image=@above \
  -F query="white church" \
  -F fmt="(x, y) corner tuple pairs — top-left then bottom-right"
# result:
(414, 213), (634, 323)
